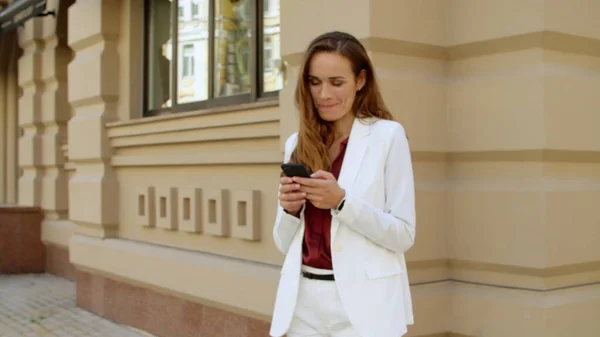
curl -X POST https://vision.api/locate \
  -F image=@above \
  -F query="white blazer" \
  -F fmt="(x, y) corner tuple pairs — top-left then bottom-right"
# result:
(269, 117), (416, 337)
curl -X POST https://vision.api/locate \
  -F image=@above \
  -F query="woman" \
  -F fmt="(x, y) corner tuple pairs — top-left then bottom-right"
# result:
(270, 31), (416, 337)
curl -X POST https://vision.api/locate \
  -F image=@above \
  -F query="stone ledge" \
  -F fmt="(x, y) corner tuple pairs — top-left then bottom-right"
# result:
(0, 204), (44, 213)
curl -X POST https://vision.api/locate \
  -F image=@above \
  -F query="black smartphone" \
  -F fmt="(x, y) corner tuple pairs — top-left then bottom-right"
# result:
(281, 163), (312, 178)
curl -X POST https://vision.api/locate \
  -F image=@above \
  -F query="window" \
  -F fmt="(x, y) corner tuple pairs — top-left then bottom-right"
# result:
(144, 0), (283, 116)
(191, 0), (200, 18)
(182, 44), (195, 77)
(178, 3), (185, 19)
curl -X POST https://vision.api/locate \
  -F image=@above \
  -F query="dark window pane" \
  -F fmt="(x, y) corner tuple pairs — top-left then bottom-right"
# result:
(182, 44), (195, 77)
(192, 1), (199, 17)
(147, 0), (173, 109)
(214, 0), (252, 97)
(179, 3), (185, 19)
(177, 0), (209, 104)
(263, 0), (282, 93)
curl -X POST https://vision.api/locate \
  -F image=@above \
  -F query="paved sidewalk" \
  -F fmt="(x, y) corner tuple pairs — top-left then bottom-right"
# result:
(0, 274), (155, 337)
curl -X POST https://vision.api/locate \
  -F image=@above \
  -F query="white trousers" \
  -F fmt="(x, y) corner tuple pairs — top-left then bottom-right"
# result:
(287, 266), (361, 337)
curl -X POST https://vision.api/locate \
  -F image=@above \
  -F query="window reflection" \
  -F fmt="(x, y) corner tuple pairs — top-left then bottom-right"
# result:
(263, 0), (282, 93)
(146, 0), (282, 113)
(147, 0), (172, 109)
(214, 0), (252, 97)
(176, 0), (209, 104)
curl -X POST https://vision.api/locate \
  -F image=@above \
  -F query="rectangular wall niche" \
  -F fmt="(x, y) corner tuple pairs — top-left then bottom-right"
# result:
(230, 190), (261, 241)
(178, 187), (202, 233)
(203, 189), (229, 237)
(136, 186), (155, 228)
(156, 187), (178, 230)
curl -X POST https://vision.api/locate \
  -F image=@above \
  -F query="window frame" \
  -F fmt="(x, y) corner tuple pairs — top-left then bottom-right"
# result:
(142, 0), (278, 118)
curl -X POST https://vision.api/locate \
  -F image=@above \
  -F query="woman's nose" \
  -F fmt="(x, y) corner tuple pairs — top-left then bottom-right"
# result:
(319, 84), (333, 99)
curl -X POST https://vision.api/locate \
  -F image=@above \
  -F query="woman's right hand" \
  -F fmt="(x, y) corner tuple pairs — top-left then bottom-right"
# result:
(279, 176), (306, 217)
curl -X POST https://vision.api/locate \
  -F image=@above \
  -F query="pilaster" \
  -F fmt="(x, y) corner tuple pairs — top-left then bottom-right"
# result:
(0, 33), (22, 205)
(0, 35), (7, 203)
(37, 0), (74, 220)
(444, 1), (600, 336)
(278, 0), (372, 151)
(67, 0), (120, 238)
(5, 43), (19, 204)
(541, 0), (600, 271)
(17, 16), (44, 207)
(279, 3), (449, 336)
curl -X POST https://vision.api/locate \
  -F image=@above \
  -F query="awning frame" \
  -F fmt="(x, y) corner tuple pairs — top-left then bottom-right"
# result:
(0, 0), (55, 35)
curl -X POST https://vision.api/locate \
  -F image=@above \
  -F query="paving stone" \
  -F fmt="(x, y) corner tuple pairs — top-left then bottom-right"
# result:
(0, 274), (155, 337)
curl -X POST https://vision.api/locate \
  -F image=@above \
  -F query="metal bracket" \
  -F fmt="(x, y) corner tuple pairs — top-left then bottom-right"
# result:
(37, 9), (54, 17)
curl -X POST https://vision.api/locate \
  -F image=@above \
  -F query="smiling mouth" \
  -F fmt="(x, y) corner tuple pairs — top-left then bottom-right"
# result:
(319, 103), (338, 109)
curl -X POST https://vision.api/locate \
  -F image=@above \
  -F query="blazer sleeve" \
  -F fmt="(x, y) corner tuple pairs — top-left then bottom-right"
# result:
(272, 132), (303, 255)
(332, 123), (416, 254)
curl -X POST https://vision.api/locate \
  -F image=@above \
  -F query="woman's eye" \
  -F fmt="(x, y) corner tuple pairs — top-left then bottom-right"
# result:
(332, 81), (343, 87)
(309, 81), (320, 86)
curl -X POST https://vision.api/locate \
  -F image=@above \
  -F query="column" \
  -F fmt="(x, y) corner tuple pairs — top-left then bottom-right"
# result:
(279, 0), (371, 146)
(0, 42), (6, 202)
(17, 17), (44, 207)
(5, 33), (19, 204)
(279, 1), (449, 336)
(0, 32), (23, 205)
(38, 0), (72, 220)
(445, 0), (600, 336)
(67, 0), (120, 238)
(539, 0), (600, 334)
(368, 2), (450, 336)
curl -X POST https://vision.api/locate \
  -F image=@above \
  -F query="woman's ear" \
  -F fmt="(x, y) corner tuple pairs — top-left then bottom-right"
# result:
(357, 69), (367, 91)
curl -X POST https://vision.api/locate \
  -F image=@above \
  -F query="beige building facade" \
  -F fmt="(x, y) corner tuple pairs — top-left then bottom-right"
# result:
(1, 0), (599, 336)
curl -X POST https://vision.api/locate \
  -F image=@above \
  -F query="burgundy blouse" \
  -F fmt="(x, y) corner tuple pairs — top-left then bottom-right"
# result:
(302, 137), (349, 270)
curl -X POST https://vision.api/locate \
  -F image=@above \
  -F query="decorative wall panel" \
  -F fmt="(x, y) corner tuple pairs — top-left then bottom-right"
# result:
(178, 187), (203, 233)
(203, 189), (230, 237)
(136, 186), (155, 228)
(230, 190), (261, 241)
(156, 187), (178, 230)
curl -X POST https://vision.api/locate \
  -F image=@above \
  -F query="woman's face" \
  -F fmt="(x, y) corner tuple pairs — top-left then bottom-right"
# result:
(308, 52), (365, 122)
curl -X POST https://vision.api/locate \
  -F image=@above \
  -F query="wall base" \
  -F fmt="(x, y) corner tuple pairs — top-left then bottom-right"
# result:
(45, 244), (76, 281)
(0, 205), (45, 274)
(76, 270), (271, 337)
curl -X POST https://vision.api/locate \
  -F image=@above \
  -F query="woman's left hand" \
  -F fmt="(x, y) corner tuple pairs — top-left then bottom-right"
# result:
(292, 170), (345, 210)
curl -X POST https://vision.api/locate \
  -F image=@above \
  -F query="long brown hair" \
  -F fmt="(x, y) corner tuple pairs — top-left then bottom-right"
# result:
(289, 31), (393, 174)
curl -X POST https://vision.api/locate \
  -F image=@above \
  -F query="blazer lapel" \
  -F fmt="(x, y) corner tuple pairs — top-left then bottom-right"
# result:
(331, 118), (371, 240)
(337, 118), (371, 190)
